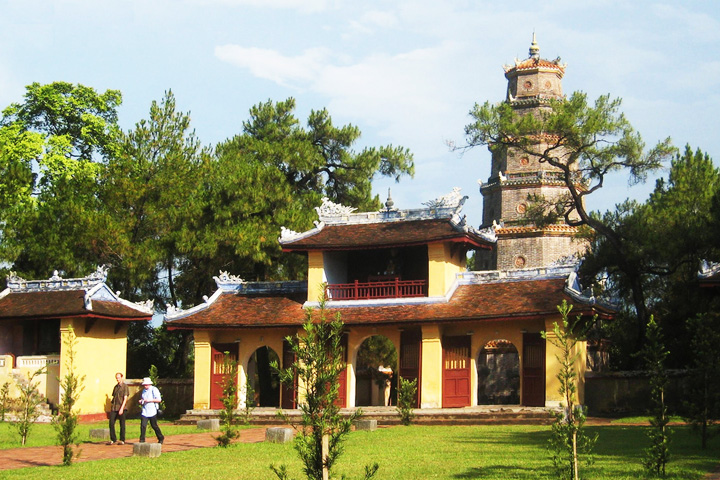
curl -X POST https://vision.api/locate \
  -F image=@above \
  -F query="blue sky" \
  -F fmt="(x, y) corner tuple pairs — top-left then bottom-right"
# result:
(2, 0), (718, 225)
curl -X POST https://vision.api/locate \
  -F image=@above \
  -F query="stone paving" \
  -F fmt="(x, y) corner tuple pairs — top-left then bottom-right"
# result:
(0, 427), (269, 471)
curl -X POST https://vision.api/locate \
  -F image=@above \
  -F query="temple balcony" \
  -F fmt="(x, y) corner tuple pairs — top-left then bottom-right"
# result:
(325, 277), (428, 301)
(0, 354), (61, 407)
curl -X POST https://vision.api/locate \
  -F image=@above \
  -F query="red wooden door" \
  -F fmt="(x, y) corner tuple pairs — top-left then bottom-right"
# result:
(281, 339), (297, 409)
(442, 335), (471, 408)
(335, 334), (349, 407)
(521, 332), (545, 407)
(399, 328), (422, 407)
(210, 343), (237, 410)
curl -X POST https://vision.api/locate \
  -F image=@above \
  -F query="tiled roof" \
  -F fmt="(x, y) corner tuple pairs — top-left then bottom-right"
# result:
(282, 218), (492, 251)
(166, 278), (610, 330)
(0, 290), (153, 321)
(506, 58), (566, 74)
(497, 225), (579, 235)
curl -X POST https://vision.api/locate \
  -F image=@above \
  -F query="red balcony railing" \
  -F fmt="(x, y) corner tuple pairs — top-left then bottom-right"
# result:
(325, 279), (427, 300)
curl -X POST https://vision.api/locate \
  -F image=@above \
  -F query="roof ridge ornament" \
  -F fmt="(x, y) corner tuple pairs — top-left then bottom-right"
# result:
(422, 187), (467, 210)
(316, 197), (357, 219)
(6, 266), (110, 292)
(214, 271), (246, 286)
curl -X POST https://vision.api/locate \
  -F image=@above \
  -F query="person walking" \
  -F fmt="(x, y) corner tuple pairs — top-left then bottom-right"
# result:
(139, 377), (165, 444)
(108, 372), (128, 445)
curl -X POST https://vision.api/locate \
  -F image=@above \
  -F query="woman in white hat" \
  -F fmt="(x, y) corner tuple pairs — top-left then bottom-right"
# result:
(139, 377), (165, 444)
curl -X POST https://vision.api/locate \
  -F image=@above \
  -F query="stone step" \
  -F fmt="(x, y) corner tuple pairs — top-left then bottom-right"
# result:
(176, 407), (553, 426)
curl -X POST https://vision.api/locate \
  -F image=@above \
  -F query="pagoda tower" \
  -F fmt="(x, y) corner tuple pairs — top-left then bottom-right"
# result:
(477, 35), (587, 270)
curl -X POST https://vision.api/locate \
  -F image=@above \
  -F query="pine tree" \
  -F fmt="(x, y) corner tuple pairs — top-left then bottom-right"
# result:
(543, 300), (597, 480)
(53, 325), (85, 465)
(641, 317), (671, 476)
(271, 292), (378, 480)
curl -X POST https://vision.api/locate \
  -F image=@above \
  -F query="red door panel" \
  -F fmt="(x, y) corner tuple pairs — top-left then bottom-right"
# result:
(521, 332), (545, 407)
(399, 328), (422, 407)
(210, 343), (238, 410)
(442, 335), (471, 408)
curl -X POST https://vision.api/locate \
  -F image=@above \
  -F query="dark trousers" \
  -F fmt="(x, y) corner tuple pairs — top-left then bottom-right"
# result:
(140, 415), (164, 443)
(108, 410), (126, 442)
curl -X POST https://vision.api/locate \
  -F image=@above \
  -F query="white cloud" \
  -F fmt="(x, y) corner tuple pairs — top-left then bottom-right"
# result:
(214, 46), (333, 87)
(187, 0), (339, 13)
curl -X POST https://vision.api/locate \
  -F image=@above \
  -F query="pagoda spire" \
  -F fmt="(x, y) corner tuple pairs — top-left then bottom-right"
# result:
(529, 32), (540, 59)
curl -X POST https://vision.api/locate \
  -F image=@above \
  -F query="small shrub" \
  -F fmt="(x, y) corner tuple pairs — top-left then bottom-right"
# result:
(53, 325), (85, 465)
(641, 317), (671, 477)
(396, 377), (417, 426)
(215, 352), (240, 447)
(13, 367), (46, 446)
(542, 300), (597, 480)
(0, 382), (10, 422)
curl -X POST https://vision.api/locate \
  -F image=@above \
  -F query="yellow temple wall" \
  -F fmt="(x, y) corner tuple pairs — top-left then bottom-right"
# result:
(60, 318), (129, 418)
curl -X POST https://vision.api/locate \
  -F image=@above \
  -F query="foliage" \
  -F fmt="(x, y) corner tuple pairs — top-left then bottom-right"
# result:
(640, 317), (671, 477)
(126, 322), (193, 379)
(542, 301), (597, 480)
(178, 97), (414, 291)
(582, 146), (720, 368)
(13, 367), (46, 446)
(396, 378), (417, 426)
(0, 382), (10, 422)
(148, 364), (166, 412)
(462, 91), (675, 341)
(683, 313), (720, 448)
(271, 293), (378, 480)
(215, 352), (240, 447)
(0, 82), (122, 277)
(52, 325), (85, 465)
(239, 380), (256, 426)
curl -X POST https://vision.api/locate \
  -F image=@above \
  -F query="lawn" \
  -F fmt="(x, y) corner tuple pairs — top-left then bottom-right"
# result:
(0, 419), (205, 449)
(0, 423), (718, 479)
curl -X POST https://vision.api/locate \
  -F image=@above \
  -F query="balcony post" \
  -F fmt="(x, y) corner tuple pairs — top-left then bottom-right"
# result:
(354, 280), (359, 301)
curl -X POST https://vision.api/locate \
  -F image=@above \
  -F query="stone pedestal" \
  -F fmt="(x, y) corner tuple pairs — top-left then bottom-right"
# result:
(197, 419), (221, 431)
(89, 428), (110, 441)
(354, 419), (377, 431)
(265, 427), (295, 443)
(133, 442), (162, 457)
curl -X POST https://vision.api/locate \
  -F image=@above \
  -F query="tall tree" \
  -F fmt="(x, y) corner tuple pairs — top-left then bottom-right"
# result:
(0, 82), (122, 278)
(96, 90), (209, 378)
(581, 146), (719, 367)
(177, 97), (414, 297)
(96, 89), (210, 306)
(462, 92), (674, 348)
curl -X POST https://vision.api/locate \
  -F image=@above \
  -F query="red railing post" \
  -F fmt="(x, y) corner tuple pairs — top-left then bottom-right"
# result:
(354, 279), (359, 300)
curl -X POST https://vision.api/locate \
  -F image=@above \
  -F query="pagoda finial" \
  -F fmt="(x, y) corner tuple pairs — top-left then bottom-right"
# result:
(385, 188), (395, 211)
(529, 32), (540, 59)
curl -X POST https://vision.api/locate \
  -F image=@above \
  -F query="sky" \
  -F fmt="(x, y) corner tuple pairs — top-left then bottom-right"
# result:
(1, 0), (719, 225)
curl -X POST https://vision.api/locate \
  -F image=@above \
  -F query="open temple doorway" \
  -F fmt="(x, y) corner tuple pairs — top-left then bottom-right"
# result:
(477, 339), (520, 405)
(355, 335), (397, 407)
(247, 346), (281, 407)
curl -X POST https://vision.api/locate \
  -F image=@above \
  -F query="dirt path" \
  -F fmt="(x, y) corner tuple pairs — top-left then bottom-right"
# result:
(0, 427), (268, 470)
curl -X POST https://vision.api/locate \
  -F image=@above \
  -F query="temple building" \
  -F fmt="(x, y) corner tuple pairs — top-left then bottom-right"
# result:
(476, 34), (588, 271)
(166, 38), (613, 411)
(0, 267), (153, 419)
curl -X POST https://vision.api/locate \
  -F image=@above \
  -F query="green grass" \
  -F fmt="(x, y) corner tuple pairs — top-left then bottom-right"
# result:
(609, 415), (685, 424)
(0, 419), (207, 449)
(0, 424), (718, 479)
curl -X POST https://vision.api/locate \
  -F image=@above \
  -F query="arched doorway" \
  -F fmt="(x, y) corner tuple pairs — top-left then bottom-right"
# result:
(247, 346), (281, 407)
(477, 339), (519, 405)
(355, 335), (397, 407)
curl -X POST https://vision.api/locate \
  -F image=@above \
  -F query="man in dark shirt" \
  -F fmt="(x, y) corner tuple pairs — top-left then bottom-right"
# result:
(108, 372), (129, 445)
